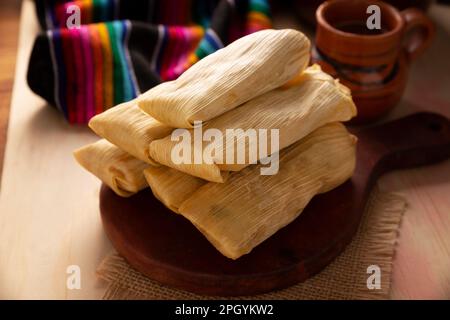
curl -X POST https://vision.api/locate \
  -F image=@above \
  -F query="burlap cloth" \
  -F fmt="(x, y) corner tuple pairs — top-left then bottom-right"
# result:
(96, 187), (406, 300)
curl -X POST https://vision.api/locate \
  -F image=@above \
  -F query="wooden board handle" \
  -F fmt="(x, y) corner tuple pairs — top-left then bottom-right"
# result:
(354, 112), (450, 180)
(99, 112), (450, 296)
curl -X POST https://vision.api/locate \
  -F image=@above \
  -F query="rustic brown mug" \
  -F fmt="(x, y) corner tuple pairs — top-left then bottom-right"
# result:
(311, 0), (435, 123)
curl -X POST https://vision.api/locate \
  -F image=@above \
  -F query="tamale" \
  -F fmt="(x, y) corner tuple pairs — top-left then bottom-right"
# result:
(138, 29), (311, 128)
(178, 123), (357, 260)
(143, 166), (206, 213)
(74, 139), (149, 197)
(88, 101), (173, 165)
(149, 65), (357, 182)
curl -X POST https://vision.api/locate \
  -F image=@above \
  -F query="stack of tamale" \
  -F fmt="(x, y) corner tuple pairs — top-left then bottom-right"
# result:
(74, 29), (358, 260)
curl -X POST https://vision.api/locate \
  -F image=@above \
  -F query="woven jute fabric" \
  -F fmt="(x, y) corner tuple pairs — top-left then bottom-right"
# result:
(97, 187), (406, 300)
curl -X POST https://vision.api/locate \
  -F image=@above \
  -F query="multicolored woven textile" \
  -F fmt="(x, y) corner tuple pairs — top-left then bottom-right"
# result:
(46, 21), (138, 123)
(28, 0), (272, 124)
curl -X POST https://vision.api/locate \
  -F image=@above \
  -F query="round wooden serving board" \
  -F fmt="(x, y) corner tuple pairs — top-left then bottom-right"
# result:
(100, 113), (450, 296)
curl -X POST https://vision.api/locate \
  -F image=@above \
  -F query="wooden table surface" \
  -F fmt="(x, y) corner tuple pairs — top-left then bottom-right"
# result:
(0, 0), (449, 299)
(0, 0), (21, 183)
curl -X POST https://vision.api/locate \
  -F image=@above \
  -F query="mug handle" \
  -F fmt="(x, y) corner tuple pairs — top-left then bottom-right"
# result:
(400, 8), (435, 62)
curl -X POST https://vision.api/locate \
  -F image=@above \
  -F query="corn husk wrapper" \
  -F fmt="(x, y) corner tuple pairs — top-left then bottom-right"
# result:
(138, 29), (311, 128)
(74, 139), (149, 197)
(88, 101), (172, 165)
(149, 65), (357, 182)
(143, 166), (206, 213)
(178, 123), (357, 260)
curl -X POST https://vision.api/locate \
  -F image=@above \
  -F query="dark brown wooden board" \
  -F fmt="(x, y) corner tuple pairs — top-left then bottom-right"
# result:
(100, 112), (450, 296)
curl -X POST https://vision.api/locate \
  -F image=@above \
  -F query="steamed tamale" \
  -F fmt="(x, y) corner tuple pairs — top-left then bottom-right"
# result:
(144, 166), (206, 213)
(74, 139), (149, 197)
(138, 29), (311, 128)
(149, 65), (357, 182)
(178, 123), (357, 260)
(88, 101), (173, 165)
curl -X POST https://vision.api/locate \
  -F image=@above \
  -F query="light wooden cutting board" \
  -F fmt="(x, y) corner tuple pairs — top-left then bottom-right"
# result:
(0, 0), (110, 299)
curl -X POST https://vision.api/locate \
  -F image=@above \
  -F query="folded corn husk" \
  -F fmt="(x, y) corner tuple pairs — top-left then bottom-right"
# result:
(149, 65), (357, 182)
(143, 166), (206, 213)
(88, 101), (173, 165)
(178, 123), (357, 260)
(74, 139), (149, 197)
(138, 29), (311, 128)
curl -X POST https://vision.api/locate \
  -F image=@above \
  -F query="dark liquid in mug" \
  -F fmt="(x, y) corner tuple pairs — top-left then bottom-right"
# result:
(334, 21), (387, 35)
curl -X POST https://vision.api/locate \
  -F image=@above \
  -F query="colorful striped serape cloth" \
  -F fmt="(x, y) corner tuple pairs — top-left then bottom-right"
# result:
(28, 0), (272, 124)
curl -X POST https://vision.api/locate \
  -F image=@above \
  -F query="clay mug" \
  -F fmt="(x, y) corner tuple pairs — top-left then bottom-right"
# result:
(312, 0), (435, 123)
